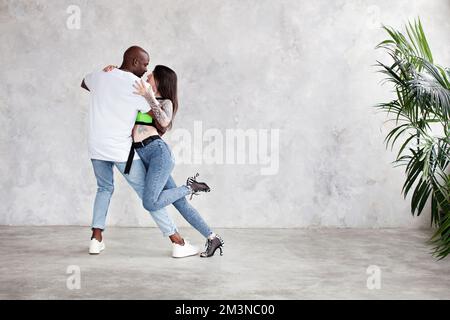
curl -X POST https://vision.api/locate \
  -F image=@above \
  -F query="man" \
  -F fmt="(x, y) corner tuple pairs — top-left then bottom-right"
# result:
(81, 46), (198, 258)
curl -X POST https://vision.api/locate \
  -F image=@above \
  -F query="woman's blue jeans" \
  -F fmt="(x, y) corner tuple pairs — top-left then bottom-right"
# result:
(136, 138), (212, 238)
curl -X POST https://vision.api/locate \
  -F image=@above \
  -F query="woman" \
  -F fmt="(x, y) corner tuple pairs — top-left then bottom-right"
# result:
(104, 64), (224, 258)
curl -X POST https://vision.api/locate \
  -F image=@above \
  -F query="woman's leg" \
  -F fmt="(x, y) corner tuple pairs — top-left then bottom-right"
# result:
(165, 175), (213, 238)
(165, 174), (224, 257)
(115, 159), (188, 246)
(139, 140), (191, 211)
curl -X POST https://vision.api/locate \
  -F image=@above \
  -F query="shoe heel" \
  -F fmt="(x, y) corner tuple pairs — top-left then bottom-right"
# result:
(211, 244), (223, 257)
(189, 191), (198, 200)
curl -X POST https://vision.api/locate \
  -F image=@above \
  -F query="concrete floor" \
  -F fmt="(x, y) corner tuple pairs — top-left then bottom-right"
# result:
(0, 226), (449, 299)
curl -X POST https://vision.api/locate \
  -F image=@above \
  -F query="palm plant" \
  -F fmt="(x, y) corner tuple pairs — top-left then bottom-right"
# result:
(375, 18), (450, 259)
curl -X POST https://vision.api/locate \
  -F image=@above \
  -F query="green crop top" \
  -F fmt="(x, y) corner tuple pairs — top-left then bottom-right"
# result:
(135, 111), (154, 125)
(134, 97), (165, 127)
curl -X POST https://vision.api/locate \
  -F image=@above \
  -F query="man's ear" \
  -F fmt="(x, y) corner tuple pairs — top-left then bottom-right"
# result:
(133, 58), (138, 66)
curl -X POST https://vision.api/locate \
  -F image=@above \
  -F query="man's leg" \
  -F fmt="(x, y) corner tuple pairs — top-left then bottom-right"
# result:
(115, 159), (180, 240)
(91, 159), (114, 241)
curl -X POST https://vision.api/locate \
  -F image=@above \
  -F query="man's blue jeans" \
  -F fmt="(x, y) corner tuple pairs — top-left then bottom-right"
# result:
(90, 158), (178, 237)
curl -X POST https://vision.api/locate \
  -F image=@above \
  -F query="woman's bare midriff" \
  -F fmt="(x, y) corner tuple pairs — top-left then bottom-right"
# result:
(132, 124), (159, 142)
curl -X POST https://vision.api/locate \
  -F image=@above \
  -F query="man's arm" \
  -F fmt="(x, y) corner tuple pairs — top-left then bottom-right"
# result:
(81, 79), (90, 91)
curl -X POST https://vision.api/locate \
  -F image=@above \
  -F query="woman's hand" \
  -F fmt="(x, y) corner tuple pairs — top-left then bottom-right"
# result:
(103, 65), (118, 72)
(133, 79), (154, 99)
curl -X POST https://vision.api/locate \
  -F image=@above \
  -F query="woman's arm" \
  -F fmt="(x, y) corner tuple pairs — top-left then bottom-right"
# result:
(133, 80), (173, 128)
(146, 100), (173, 128)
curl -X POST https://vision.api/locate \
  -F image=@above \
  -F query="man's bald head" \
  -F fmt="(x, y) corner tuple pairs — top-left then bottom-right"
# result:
(120, 46), (150, 78)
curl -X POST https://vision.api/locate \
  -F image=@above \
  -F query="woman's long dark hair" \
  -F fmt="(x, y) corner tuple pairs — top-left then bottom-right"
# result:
(153, 65), (178, 131)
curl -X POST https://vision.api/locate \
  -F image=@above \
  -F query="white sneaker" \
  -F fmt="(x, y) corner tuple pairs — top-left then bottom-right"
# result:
(172, 239), (199, 258)
(89, 238), (105, 255)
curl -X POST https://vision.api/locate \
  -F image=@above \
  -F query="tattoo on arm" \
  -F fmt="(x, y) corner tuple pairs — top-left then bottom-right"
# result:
(144, 97), (173, 127)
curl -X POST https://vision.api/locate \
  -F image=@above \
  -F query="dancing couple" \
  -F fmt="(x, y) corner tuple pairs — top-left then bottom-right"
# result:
(81, 45), (224, 258)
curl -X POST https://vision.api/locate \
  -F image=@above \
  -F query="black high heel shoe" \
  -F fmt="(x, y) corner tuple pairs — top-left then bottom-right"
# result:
(186, 173), (211, 200)
(200, 235), (224, 258)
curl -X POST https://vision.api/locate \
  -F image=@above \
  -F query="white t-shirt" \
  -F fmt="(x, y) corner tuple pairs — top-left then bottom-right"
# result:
(84, 69), (150, 162)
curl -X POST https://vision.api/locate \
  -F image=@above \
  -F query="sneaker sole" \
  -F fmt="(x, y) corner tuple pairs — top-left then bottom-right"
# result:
(89, 246), (105, 255)
(172, 252), (199, 258)
(89, 251), (104, 255)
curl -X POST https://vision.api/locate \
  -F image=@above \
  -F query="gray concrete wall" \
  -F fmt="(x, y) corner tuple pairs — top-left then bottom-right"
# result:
(1, 0), (449, 229)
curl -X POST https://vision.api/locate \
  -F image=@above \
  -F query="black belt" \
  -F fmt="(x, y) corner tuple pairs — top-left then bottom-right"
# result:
(124, 135), (161, 174)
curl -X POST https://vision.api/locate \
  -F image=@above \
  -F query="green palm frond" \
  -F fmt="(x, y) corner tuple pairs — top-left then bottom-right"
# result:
(409, 60), (450, 121)
(375, 18), (450, 259)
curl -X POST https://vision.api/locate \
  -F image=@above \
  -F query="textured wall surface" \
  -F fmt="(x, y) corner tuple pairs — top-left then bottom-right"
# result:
(1, 0), (449, 229)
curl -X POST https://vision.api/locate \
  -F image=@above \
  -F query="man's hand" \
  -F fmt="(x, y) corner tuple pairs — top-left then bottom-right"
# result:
(81, 79), (89, 91)
(103, 65), (118, 72)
